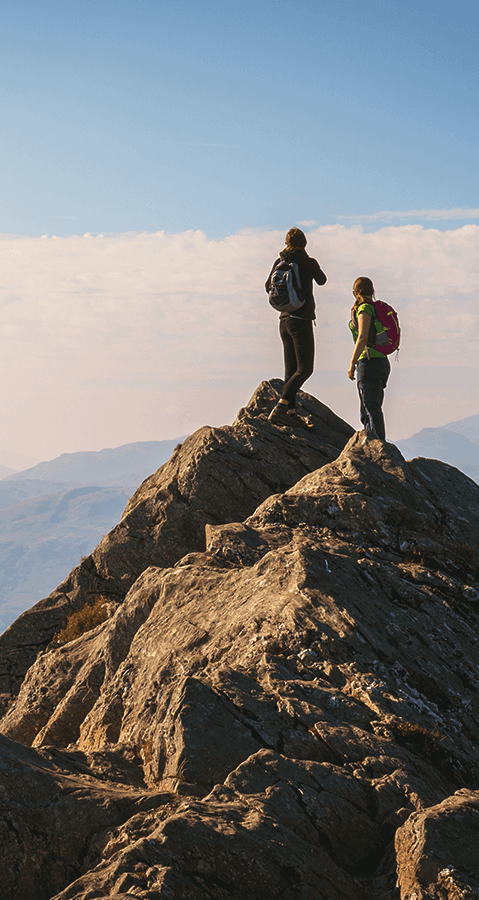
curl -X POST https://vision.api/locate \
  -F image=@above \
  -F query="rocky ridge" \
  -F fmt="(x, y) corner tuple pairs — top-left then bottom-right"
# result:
(0, 380), (351, 705)
(1, 381), (479, 900)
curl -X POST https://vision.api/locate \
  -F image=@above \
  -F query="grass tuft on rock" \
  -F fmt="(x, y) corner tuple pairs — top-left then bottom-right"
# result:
(53, 595), (111, 644)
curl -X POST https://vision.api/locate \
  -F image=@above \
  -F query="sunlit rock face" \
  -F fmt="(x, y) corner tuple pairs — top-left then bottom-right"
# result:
(1, 381), (479, 900)
(0, 379), (352, 703)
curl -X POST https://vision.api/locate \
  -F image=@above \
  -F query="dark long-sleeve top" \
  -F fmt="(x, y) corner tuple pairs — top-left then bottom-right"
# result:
(265, 247), (327, 320)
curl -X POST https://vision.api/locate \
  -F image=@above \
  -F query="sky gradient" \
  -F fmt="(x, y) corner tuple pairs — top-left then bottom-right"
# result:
(1, 0), (478, 463)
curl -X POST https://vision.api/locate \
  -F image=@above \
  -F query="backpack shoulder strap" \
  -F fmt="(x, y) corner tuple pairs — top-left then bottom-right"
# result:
(352, 299), (377, 346)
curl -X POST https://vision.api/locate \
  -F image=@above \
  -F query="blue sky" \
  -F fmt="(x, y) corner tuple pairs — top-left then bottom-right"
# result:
(2, 0), (478, 238)
(1, 0), (479, 463)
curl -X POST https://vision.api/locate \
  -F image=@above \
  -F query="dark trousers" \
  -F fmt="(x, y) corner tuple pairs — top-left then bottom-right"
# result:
(356, 357), (391, 440)
(279, 316), (315, 408)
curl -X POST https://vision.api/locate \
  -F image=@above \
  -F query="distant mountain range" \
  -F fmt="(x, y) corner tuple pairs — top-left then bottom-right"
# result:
(2, 439), (185, 489)
(395, 412), (479, 483)
(0, 438), (185, 633)
(0, 463), (17, 479)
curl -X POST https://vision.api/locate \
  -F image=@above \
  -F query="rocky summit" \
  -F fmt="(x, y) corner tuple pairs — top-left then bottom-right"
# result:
(1, 380), (479, 900)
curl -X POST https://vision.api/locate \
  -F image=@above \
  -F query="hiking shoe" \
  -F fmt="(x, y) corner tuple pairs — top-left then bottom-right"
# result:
(268, 404), (292, 426)
(360, 429), (380, 445)
(294, 406), (315, 431)
(269, 405), (314, 431)
(286, 411), (315, 432)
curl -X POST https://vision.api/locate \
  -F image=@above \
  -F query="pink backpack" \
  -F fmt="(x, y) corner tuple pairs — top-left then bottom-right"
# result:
(371, 300), (401, 355)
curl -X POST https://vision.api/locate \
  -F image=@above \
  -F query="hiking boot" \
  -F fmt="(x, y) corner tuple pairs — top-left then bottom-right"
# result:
(268, 404), (292, 426)
(286, 411), (315, 432)
(269, 405), (314, 432)
(360, 429), (380, 445)
(295, 405), (316, 431)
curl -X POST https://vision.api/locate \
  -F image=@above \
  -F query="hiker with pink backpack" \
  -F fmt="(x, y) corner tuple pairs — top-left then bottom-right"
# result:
(348, 276), (400, 441)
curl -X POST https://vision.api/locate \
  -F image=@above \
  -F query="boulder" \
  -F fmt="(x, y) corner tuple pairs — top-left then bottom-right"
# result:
(395, 790), (479, 899)
(0, 732), (175, 900)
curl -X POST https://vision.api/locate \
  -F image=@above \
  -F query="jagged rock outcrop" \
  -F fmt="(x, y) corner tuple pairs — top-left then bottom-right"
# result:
(0, 732), (177, 900)
(0, 380), (353, 705)
(395, 790), (479, 899)
(2, 385), (479, 900)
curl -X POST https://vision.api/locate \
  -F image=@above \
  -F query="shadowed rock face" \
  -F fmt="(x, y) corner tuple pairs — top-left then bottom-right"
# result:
(395, 790), (479, 899)
(2, 386), (479, 900)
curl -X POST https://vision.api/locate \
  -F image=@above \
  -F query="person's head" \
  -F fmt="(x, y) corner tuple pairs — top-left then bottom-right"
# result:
(285, 227), (307, 250)
(353, 276), (375, 302)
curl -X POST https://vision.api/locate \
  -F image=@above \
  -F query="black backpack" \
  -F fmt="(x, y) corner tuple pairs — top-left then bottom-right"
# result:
(268, 260), (305, 313)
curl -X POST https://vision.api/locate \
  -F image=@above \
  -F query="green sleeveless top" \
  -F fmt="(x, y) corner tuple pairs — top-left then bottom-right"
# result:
(349, 302), (386, 360)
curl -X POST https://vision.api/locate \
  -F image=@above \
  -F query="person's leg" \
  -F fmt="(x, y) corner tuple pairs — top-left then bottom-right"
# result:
(279, 316), (298, 408)
(357, 381), (371, 432)
(269, 318), (315, 430)
(356, 358), (390, 440)
(268, 318), (297, 420)
(280, 318), (314, 409)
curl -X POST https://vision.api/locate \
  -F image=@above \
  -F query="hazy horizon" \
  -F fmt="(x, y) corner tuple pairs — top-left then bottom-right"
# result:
(2, 394), (479, 474)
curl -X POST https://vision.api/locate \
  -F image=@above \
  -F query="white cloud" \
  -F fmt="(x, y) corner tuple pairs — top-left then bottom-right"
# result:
(338, 208), (479, 223)
(0, 223), (478, 458)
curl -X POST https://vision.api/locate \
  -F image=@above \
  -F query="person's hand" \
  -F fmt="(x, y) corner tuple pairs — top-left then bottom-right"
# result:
(348, 364), (356, 380)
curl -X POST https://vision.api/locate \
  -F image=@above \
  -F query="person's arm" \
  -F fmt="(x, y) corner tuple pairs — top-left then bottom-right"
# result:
(311, 259), (327, 286)
(348, 312), (371, 380)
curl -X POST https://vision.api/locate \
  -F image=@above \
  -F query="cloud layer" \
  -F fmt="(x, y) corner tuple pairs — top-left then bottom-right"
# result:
(0, 224), (478, 460)
(338, 208), (479, 223)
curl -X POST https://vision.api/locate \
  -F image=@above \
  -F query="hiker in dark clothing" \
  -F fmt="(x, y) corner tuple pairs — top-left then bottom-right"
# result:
(348, 276), (390, 440)
(265, 227), (327, 430)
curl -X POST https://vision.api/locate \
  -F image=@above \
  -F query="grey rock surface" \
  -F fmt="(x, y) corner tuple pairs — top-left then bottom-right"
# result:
(0, 732), (176, 900)
(1, 385), (479, 900)
(395, 790), (479, 899)
(0, 379), (352, 702)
